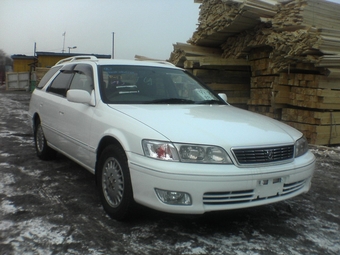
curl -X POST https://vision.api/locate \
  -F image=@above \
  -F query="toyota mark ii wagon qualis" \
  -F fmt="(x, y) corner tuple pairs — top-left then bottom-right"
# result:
(28, 56), (316, 220)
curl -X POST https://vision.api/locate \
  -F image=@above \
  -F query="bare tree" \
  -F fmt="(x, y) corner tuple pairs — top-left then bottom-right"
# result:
(0, 50), (13, 84)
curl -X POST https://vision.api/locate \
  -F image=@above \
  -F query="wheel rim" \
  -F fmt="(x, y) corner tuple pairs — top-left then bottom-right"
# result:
(102, 157), (124, 208)
(36, 125), (45, 153)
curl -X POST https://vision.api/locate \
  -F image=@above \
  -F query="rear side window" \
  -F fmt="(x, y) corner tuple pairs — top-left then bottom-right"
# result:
(36, 66), (62, 89)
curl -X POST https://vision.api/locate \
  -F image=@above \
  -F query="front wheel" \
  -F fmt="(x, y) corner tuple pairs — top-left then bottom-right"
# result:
(34, 121), (56, 160)
(96, 145), (134, 221)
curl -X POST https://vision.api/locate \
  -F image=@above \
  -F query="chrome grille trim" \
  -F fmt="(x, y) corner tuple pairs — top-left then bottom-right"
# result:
(203, 190), (254, 205)
(203, 179), (307, 205)
(282, 180), (306, 195)
(232, 145), (294, 165)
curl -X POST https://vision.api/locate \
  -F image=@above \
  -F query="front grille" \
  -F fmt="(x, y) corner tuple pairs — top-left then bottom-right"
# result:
(232, 145), (294, 165)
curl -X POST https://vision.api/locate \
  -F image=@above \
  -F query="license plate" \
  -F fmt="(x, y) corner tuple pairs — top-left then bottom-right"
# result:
(256, 177), (285, 198)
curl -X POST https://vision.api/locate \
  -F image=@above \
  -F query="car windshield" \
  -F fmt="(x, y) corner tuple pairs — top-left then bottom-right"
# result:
(98, 65), (224, 104)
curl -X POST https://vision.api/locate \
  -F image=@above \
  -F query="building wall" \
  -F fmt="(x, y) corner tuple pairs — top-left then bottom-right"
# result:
(12, 58), (35, 72)
(37, 55), (65, 68)
(12, 52), (111, 73)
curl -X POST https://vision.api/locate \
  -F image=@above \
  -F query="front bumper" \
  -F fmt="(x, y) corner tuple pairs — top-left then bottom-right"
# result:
(128, 151), (316, 214)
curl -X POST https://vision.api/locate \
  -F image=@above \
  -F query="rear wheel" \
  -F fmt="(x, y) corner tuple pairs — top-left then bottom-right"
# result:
(97, 145), (134, 221)
(34, 121), (56, 160)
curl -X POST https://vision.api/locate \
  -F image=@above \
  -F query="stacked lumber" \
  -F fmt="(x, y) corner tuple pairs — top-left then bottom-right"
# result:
(247, 47), (285, 119)
(282, 108), (340, 145)
(193, 68), (251, 108)
(219, 0), (340, 72)
(169, 43), (251, 108)
(219, 0), (340, 145)
(169, 42), (222, 68)
(271, 0), (340, 145)
(189, 0), (278, 46)
(275, 70), (340, 145)
(168, 0), (340, 145)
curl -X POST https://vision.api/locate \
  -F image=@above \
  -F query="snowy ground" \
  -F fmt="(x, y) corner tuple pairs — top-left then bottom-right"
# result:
(0, 91), (339, 255)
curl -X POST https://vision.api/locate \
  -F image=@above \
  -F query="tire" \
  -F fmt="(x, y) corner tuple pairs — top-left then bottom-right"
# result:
(34, 121), (56, 160)
(97, 145), (134, 221)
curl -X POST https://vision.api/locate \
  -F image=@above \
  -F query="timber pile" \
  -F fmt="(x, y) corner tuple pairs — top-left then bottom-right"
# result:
(170, 0), (340, 145)
(169, 42), (251, 108)
(269, 0), (340, 145)
(189, 0), (278, 46)
(169, 42), (223, 68)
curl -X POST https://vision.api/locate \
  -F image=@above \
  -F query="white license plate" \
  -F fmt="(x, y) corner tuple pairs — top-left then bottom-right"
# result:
(256, 177), (285, 198)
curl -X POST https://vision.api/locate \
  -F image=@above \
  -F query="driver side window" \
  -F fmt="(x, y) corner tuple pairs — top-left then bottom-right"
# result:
(47, 72), (73, 97)
(69, 64), (94, 94)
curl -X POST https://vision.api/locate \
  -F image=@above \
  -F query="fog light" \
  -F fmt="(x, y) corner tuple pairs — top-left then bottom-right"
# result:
(155, 188), (192, 205)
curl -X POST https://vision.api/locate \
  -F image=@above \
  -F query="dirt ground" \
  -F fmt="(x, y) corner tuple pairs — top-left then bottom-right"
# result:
(0, 90), (339, 255)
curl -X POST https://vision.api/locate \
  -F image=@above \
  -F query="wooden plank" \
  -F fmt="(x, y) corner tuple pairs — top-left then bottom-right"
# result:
(282, 108), (340, 125)
(208, 83), (250, 91)
(251, 75), (278, 88)
(290, 87), (340, 98)
(193, 69), (250, 84)
(185, 56), (249, 67)
(288, 99), (340, 110)
(284, 121), (340, 145)
(172, 43), (222, 56)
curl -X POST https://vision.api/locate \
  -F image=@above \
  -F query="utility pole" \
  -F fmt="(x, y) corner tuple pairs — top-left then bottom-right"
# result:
(111, 32), (115, 59)
(62, 32), (66, 53)
(33, 42), (37, 69)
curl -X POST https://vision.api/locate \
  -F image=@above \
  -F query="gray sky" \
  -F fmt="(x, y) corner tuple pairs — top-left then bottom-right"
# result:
(0, 0), (200, 60)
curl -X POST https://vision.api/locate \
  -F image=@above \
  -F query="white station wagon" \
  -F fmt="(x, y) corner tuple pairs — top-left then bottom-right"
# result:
(28, 56), (316, 220)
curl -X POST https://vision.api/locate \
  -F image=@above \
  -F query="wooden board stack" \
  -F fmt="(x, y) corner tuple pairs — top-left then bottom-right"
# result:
(169, 42), (251, 109)
(168, 0), (340, 145)
(189, 0), (278, 47)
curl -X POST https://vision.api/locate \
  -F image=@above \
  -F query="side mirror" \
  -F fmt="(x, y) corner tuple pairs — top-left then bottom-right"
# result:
(218, 93), (227, 103)
(67, 89), (92, 104)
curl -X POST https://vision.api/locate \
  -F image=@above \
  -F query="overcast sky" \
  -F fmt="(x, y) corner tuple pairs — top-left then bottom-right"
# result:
(0, 0), (200, 60)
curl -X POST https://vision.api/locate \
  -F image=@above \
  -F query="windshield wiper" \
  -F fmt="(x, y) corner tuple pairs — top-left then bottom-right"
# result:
(197, 99), (223, 105)
(144, 98), (195, 104)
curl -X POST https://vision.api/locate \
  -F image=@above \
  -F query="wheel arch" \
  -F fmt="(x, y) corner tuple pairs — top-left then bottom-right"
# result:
(95, 136), (126, 174)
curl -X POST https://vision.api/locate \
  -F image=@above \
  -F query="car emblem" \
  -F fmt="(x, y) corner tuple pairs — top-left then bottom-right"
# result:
(265, 150), (274, 160)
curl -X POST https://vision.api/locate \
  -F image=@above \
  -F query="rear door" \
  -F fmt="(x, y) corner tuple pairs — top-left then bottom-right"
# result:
(41, 65), (74, 149)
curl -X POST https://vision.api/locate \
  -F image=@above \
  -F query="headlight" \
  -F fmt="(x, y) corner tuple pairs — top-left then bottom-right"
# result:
(177, 144), (232, 163)
(295, 136), (309, 157)
(142, 140), (179, 161)
(142, 140), (232, 164)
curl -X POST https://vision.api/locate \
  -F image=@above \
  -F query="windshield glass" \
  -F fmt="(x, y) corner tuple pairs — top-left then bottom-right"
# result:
(98, 65), (224, 104)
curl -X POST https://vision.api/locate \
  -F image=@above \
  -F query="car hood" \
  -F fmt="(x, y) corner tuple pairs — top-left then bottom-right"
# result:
(109, 104), (302, 147)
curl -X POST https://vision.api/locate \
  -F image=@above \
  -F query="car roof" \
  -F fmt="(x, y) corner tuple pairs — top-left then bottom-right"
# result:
(55, 55), (179, 69)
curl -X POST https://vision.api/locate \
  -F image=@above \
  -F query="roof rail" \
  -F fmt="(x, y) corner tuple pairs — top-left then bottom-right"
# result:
(56, 55), (98, 65)
(154, 61), (176, 67)
(136, 59), (176, 67)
